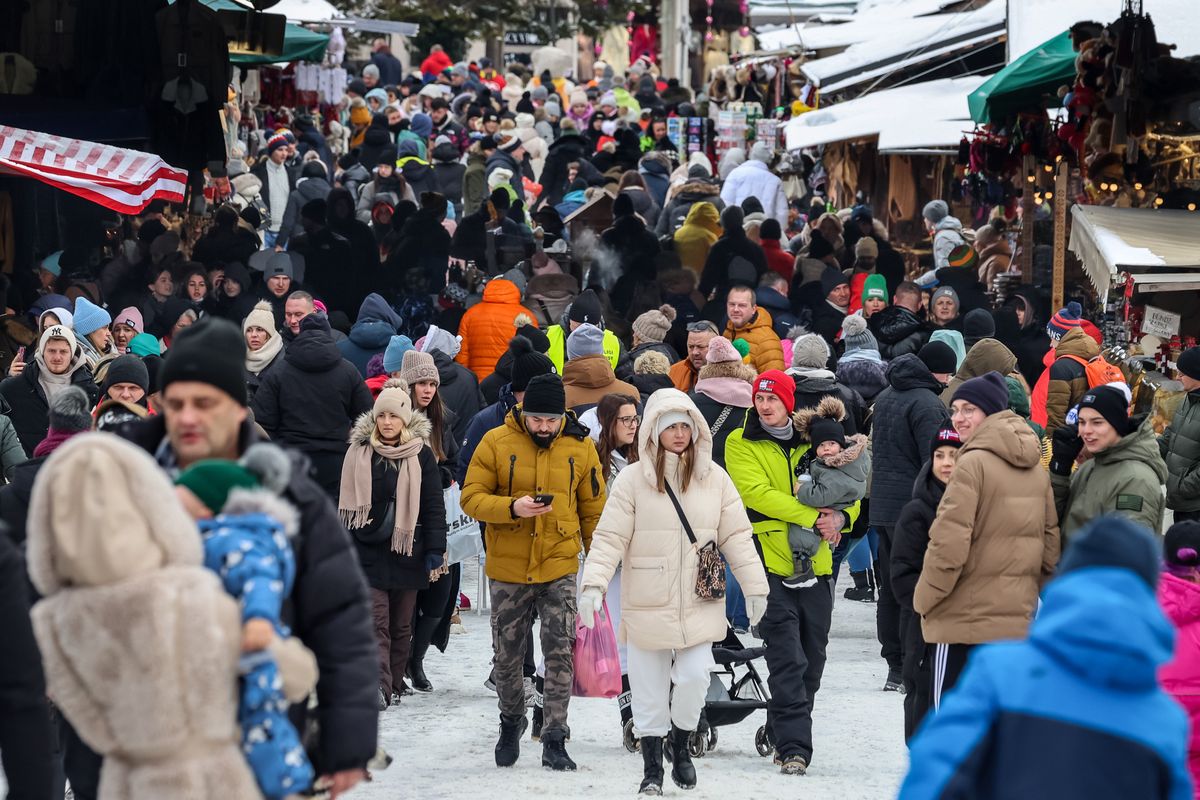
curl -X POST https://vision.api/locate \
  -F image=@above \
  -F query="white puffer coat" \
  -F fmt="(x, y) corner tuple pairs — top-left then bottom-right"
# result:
(581, 388), (768, 650)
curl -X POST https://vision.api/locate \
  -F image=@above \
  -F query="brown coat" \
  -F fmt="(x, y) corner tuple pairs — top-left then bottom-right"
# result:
(562, 354), (640, 411)
(1046, 329), (1100, 435)
(723, 308), (785, 373)
(976, 238), (1013, 286)
(914, 410), (1060, 644)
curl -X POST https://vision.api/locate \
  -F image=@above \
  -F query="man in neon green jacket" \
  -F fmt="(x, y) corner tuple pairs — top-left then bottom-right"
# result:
(724, 369), (859, 777)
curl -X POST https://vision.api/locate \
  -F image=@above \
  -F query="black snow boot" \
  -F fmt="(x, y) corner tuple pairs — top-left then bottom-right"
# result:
(408, 613), (439, 692)
(843, 569), (875, 603)
(541, 729), (577, 771)
(668, 726), (696, 789)
(495, 714), (527, 767)
(638, 735), (664, 795)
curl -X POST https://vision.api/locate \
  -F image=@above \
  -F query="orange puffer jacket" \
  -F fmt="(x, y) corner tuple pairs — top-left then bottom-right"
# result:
(456, 280), (537, 380)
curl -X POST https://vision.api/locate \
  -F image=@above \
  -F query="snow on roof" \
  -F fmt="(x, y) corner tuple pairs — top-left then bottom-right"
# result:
(1008, 0), (1200, 62)
(755, 0), (961, 52)
(1069, 205), (1200, 298)
(265, 0), (345, 23)
(785, 75), (986, 151)
(800, 0), (1004, 90)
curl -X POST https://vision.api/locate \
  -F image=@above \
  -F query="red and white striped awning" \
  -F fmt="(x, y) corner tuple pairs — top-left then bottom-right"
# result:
(0, 126), (188, 214)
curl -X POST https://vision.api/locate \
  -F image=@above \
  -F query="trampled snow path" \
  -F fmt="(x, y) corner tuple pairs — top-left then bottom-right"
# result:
(357, 561), (909, 799)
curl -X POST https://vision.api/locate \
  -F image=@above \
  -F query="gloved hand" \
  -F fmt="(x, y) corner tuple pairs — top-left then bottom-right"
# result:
(1050, 424), (1083, 476)
(746, 595), (769, 627)
(424, 551), (446, 574)
(578, 586), (604, 629)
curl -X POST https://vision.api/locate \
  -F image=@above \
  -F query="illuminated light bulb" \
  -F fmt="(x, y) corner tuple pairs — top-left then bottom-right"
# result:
(1035, 196), (1044, 205)
(740, 25), (750, 35)
(705, 15), (713, 23)
(1190, 203), (1197, 212)
(1155, 197), (1165, 206)
(1043, 164), (1053, 172)
(1134, 182), (1143, 191)
(1026, 173), (1035, 183)
(705, 30), (714, 41)
(1045, 191), (1054, 199)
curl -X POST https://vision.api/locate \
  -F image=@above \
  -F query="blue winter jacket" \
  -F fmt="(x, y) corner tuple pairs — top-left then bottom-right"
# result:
(900, 567), (1192, 800)
(456, 382), (518, 485)
(336, 293), (401, 377)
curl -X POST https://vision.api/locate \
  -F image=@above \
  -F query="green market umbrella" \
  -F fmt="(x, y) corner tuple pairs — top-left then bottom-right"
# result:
(200, 0), (330, 65)
(968, 31), (1077, 124)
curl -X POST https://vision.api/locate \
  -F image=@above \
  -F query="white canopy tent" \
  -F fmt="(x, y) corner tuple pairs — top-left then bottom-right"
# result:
(784, 75), (986, 153)
(1068, 205), (1200, 298)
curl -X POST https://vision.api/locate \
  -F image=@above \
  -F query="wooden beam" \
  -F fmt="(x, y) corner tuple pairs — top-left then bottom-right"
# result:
(1020, 154), (1035, 284)
(1051, 163), (1068, 310)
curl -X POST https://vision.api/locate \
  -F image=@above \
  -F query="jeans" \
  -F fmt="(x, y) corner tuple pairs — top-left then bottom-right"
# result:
(263, 229), (279, 249)
(725, 561), (749, 629)
(847, 528), (879, 572)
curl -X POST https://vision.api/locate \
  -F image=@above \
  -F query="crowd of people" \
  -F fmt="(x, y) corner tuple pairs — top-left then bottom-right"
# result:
(4, 44), (1200, 800)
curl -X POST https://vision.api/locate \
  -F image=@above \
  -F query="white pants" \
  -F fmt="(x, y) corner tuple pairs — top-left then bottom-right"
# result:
(627, 641), (715, 737)
(607, 567), (628, 674)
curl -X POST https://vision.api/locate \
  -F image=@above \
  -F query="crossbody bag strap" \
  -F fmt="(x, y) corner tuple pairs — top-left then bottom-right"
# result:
(663, 481), (698, 546)
(709, 405), (733, 437)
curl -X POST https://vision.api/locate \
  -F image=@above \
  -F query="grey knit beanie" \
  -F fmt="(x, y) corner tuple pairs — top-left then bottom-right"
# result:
(791, 333), (830, 370)
(840, 314), (878, 354)
(566, 323), (605, 360)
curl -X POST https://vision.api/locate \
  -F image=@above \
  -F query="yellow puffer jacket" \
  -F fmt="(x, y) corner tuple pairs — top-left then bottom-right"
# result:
(461, 408), (607, 584)
(673, 202), (722, 275)
(723, 308), (786, 373)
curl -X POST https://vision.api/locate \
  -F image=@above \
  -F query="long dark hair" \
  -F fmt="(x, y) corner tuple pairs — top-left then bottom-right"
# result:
(596, 393), (640, 479)
(412, 383), (449, 462)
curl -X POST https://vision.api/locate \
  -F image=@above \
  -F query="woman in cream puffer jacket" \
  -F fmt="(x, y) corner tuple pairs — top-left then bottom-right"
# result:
(580, 388), (768, 794)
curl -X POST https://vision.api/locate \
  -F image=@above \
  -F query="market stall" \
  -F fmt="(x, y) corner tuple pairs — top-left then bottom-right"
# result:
(1068, 205), (1200, 299)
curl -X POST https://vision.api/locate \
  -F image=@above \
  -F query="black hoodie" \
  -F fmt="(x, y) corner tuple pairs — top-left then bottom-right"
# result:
(250, 315), (374, 454)
(430, 141), (465, 210)
(358, 116), (394, 172)
(430, 348), (484, 440)
(325, 187), (379, 313)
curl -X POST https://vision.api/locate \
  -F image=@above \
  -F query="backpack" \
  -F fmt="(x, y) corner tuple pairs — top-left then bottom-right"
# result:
(1064, 354), (1125, 389)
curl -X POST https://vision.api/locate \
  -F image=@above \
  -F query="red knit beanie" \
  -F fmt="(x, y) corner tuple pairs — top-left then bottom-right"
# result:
(754, 369), (796, 414)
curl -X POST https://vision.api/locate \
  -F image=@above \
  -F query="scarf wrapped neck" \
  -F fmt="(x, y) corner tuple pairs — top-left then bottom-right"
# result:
(245, 332), (283, 375)
(339, 431), (425, 555)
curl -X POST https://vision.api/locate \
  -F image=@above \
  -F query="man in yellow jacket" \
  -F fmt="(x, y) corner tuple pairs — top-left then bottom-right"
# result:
(461, 373), (606, 772)
(723, 286), (785, 373)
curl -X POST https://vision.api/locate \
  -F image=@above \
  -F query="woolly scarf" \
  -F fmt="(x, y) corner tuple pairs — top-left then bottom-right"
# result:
(838, 348), (882, 365)
(339, 433), (424, 555)
(695, 376), (753, 407)
(245, 332), (283, 375)
(35, 353), (75, 403)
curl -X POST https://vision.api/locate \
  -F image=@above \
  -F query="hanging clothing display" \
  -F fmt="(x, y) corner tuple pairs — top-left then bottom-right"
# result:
(887, 155), (918, 226)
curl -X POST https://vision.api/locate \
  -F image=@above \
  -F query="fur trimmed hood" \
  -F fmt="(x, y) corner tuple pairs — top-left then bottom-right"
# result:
(221, 487), (301, 539)
(791, 395), (847, 440)
(697, 358), (757, 383)
(819, 432), (868, 468)
(675, 179), (720, 198)
(349, 407), (433, 448)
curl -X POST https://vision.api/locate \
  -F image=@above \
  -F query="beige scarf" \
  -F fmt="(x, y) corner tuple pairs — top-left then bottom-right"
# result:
(339, 433), (425, 555)
(245, 332), (283, 375)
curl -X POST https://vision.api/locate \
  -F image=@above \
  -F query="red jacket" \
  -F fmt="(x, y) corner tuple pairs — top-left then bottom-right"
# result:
(761, 238), (794, 283)
(420, 50), (453, 77)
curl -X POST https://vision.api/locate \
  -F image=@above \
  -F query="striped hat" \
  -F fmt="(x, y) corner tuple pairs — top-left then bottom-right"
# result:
(266, 133), (290, 154)
(1047, 301), (1084, 340)
(947, 244), (979, 271)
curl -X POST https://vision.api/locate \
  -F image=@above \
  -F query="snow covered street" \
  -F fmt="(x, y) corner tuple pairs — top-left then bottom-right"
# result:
(357, 562), (908, 799)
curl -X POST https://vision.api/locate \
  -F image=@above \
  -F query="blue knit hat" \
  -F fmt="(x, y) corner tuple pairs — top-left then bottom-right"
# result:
(1059, 515), (1159, 589)
(73, 297), (112, 337)
(383, 335), (415, 374)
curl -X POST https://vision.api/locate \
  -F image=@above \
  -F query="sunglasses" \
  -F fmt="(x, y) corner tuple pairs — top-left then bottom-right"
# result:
(686, 321), (719, 334)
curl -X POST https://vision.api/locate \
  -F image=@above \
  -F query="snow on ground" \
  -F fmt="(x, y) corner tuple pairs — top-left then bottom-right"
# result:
(356, 560), (909, 799)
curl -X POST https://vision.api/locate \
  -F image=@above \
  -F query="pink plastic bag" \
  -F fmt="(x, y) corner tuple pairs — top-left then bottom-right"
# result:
(571, 601), (622, 698)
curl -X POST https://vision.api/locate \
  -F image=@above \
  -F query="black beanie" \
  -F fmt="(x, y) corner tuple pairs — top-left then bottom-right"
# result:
(759, 218), (782, 240)
(510, 336), (556, 392)
(950, 370), (1009, 416)
(1059, 514), (1159, 589)
(1178, 347), (1200, 382)
(517, 323), (550, 353)
(819, 265), (849, 298)
(613, 192), (635, 218)
(522, 373), (565, 416)
(159, 318), (248, 406)
(962, 308), (996, 349)
(1077, 385), (1130, 436)
(809, 231), (834, 260)
(1165, 520), (1200, 571)
(102, 354), (150, 395)
(918, 341), (958, 375)
(569, 290), (604, 326)
(809, 417), (846, 450)
(143, 354), (164, 393)
(931, 424), (962, 453)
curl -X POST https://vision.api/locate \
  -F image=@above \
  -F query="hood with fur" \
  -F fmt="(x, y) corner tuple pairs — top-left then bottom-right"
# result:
(349, 407), (433, 448)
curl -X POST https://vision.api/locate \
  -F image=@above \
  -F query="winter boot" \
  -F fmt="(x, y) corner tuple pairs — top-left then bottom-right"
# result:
(407, 613), (440, 693)
(667, 725), (696, 789)
(638, 736), (664, 795)
(618, 673), (635, 731)
(531, 676), (545, 741)
(843, 570), (875, 603)
(540, 729), (577, 771)
(780, 753), (808, 775)
(883, 666), (904, 693)
(495, 714), (528, 767)
(378, 686), (389, 711)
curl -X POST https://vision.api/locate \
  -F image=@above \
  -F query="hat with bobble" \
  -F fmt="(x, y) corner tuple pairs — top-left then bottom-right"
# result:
(1047, 301), (1084, 339)
(373, 377), (413, 421)
(632, 304), (677, 344)
(509, 335), (556, 392)
(947, 244), (979, 271)
(841, 314), (878, 354)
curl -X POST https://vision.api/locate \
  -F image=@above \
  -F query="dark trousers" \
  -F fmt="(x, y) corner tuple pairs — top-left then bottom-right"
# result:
(760, 573), (834, 763)
(875, 526), (903, 671)
(899, 607), (931, 743)
(307, 450), (346, 498)
(411, 569), (455, 665)
(371, 588), (420, 698)
(490, 575), (577, 735)
(928, 642), (975, 713)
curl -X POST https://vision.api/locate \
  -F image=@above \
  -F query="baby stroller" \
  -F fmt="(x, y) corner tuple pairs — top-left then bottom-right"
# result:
(622, 628), (772, 758)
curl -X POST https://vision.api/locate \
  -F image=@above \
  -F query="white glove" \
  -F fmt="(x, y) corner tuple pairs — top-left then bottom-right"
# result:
(579, 587), (604, 629)
(746, 595), (769, 627)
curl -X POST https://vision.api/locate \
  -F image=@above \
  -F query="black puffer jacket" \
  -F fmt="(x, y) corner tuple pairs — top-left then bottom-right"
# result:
(0, 454), (45, 546)
(869, 304), (930, 360)
(117, 415), (378, 774)
(868, 354), (950, 528)
(431, 350), (484, 442)
(788, 368), (866, 436)
(1161, 390), (1200, 514)
(538, 133), (600, 209)
(430, 141), (466, 212)
(277, 174), (332, 249)
(699, 229), (767, 301)
(0, 362), (99, 458)
(345, 412), (447, 591)
(251, 316), (374, 454)
(890, 460), (945, 730)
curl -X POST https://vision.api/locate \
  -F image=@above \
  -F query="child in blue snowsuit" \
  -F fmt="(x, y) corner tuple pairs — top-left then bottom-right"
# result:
(175, 443), (315, 800)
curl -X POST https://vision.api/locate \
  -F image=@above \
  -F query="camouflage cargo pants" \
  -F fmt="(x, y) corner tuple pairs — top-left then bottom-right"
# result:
(490, 575), (578, 735)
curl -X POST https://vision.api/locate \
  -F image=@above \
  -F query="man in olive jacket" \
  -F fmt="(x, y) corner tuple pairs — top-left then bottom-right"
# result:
(1161, 348), (1200, 522)
(725, 370), (858, 776)
(461, 373), (606, 772)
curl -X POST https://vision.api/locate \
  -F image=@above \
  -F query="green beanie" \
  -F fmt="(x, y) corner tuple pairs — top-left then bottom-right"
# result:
(175, 459), (259, 514)
(862, 273), (888, 304)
